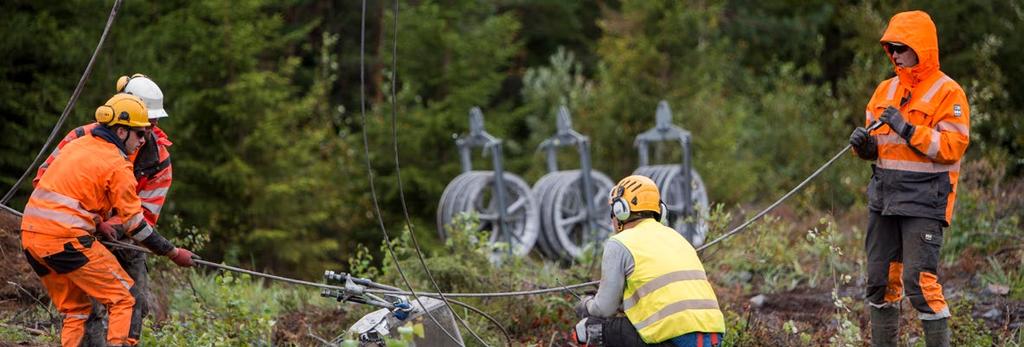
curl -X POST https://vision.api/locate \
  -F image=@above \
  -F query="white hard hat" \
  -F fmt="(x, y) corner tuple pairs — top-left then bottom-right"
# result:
(117, 74), (168, 119)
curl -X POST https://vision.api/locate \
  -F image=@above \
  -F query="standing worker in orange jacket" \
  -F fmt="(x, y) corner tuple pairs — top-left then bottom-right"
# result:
(849, 10), (970, 347)
(21, 93), (195, 347)
(34, 74), (174, 225)
(30, 74), (176, 346)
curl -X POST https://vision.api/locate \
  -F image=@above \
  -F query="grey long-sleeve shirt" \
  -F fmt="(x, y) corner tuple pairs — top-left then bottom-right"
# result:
(585, 238), (635, 317)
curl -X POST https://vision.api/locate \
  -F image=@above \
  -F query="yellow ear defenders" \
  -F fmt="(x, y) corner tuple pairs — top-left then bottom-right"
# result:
(609, 175), (666, 224)
(94, 103), (123, 125)
(116, 73), (148, 93)
(95, 93), (150, 128)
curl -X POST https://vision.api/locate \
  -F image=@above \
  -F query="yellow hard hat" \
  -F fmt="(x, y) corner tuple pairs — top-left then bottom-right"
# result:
(609, 175), (663, 221)
(95, 93), (150, 128)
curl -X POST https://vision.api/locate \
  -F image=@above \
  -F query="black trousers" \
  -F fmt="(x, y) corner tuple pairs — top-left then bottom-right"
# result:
(864, 212), (949, 319)
(584, 316), (676, 347)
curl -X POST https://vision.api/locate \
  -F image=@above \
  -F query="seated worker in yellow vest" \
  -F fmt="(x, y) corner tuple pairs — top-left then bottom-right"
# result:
(574, 175), (725, 347)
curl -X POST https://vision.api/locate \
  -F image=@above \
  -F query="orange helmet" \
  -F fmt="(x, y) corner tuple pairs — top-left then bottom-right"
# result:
(609, 175), (662, 221)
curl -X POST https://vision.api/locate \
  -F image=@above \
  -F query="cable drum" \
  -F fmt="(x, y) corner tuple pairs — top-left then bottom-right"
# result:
(436, 172), (486, 238)
(633, 165), (710, 247)
(533, 170), (614, 260)
(436, 171), (540, 258)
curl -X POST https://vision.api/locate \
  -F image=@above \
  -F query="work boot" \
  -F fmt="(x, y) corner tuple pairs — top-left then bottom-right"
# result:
(869, 305), (899, 347)
(922, 318), (950, 347)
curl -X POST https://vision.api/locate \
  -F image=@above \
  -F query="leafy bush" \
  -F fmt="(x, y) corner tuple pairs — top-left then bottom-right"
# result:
(944, 158), (1024, 264)
(143, 271), (318, 346)
(949, 299), (995, 347)
(707, 201), (864, 293)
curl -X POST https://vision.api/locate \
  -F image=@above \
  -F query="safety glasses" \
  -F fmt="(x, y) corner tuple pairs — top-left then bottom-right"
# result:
(886, 43), (910, 55)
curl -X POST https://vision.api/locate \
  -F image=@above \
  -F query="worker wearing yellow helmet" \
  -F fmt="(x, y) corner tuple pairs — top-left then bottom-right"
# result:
(34, 74), (175, 226)
(30, 75), (180, 345)
(21, 93), (194, 346)
(572, 175), (725, 346)
(85, 74), (178, 346)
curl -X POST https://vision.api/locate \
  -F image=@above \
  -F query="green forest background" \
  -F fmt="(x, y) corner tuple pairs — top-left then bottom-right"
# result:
(2, 0), (1022, 279)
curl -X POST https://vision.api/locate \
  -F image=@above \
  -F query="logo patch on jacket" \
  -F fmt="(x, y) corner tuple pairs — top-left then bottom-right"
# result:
(953, 104), (962, 117)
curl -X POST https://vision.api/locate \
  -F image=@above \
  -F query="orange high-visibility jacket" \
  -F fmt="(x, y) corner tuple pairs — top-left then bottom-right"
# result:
(864, 11), (970, 225)
(34, 124), (173, 225)
(23, 126), (175, 255)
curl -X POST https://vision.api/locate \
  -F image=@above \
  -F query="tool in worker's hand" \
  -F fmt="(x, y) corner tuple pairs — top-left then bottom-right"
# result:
(572, 317), (604, 346)
(868, 119), (884, 131)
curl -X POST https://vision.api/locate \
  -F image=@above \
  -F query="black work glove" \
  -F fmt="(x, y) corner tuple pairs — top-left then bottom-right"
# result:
(849, 127), (878, 160)
(849, 127), (870, 148)
(880, 106), (915, 141)
(575, 295), (593, 318)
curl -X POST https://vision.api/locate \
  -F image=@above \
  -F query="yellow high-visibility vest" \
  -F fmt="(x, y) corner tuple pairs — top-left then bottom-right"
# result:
(610, 219), (726, 343)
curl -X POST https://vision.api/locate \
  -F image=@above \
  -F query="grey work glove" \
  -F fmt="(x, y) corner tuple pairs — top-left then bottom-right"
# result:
(575, 295), (593, 319)
(880, 106), (915, 141)
(849, 127), (878, 160)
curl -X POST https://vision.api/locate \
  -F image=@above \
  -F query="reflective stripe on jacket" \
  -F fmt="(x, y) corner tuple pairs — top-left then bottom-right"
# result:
(133, 126), (172, 224)
(864, 11), (969, 226)
(610, 219), (725, 343)
(33, 123), (173, 225)
(22, 129), (151, 240)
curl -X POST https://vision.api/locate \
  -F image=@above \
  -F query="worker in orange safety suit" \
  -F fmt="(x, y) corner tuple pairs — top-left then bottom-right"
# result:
(34, 74), (174, 225)
(21, 93), (195, 347)
(30, 74), (176, 346)
(848, 10), (970, 347)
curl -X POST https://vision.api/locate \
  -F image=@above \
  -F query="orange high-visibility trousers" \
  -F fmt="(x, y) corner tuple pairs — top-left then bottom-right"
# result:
(22, 233), (137, 346)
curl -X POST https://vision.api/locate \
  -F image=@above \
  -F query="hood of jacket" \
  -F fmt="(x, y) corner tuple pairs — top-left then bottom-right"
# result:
(880, 11), (940, 88)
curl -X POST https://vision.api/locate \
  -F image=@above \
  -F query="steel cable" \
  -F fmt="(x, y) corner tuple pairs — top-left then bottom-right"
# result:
(696, 120), (881, 252)
(3, 204), (573, 309)
(696, 144), (854, 252)
(1, 0), (124, 205)
(98, 239), (512, 339)
(354, 1), (468, 345)
(355, 139), (869, 297)
(0, 134), (859, 346)
(383, 0), (503, 344)
(0, 1), (882, 329)
(2, 140), (865, 299)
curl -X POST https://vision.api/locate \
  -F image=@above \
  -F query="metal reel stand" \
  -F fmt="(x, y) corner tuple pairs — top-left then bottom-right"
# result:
(435, 108), (540, 258)
(532, 106), (614, 260)
(632, 101), (711, 246)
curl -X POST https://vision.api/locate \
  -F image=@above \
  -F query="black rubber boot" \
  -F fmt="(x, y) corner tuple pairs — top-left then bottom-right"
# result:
(870, 305), (899, 347)
(922, 318), (950, 347)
